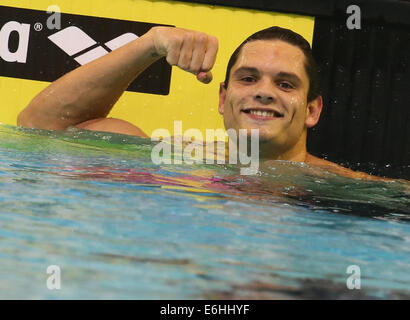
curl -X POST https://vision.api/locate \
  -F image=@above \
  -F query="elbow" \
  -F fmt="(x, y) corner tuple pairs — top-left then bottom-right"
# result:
(17, 106), (72, 131)
(17, 106), (46, 130)
(17, 109), (32, 128)
(17, 98), (59, 130)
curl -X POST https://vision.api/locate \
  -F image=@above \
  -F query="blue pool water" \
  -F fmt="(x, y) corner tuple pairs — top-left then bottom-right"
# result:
(0, 124), (409, 299)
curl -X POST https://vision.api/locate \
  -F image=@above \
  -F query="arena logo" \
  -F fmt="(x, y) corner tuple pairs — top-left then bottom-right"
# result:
(0, 21), (30, 63)
(0, 21), (139, 65)
(48, 26), (138, 66)
(0, 5), (172, 95)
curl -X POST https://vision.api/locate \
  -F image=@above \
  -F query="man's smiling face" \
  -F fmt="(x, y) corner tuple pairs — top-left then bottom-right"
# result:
(219, 39), (321, 156)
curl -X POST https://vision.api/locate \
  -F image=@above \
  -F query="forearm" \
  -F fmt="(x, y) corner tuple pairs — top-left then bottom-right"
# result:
(18, 30), (160, 130)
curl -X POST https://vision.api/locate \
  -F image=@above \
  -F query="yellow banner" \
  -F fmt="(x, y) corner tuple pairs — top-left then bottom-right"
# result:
(0, 0), (314, 135)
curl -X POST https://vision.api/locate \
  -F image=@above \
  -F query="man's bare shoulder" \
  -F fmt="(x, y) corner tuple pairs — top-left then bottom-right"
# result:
(75, 118), (148, 137)
(304, 153), (391, 181)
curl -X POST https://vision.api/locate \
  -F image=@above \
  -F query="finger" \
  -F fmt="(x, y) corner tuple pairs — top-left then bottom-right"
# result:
(177, 33), (194, 71)
(166, 35), (183, 66)
(201, 35), (218, 72)
(197, 71), (213, 84)
(189, 33), (207, 74)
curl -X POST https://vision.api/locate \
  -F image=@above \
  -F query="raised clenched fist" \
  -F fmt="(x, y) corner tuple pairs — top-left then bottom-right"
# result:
(148, 26), (219, 84)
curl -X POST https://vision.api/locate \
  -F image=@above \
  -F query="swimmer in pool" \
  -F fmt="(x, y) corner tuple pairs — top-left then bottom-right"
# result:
(16, 26), (389, 181)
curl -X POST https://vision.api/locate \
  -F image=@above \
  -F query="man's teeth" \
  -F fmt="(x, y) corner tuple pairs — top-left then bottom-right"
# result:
(249, 110), (276, 117)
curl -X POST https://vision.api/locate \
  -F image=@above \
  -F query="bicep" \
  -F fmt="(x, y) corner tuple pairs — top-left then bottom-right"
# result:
(75, 118), (149, 138)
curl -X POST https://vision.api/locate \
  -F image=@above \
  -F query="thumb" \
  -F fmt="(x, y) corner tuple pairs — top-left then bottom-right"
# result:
(196, 71), (213, 84)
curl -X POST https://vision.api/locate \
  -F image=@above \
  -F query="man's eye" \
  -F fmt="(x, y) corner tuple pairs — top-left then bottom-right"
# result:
(241, 77), (255, 82)
(278, 82), (294, 89)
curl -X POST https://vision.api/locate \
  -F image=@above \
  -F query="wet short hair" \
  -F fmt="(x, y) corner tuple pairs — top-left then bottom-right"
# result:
(224, 26), (320, 102)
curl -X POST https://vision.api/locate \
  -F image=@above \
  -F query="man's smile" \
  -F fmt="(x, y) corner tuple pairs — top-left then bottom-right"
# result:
(241, 107), (284, 120)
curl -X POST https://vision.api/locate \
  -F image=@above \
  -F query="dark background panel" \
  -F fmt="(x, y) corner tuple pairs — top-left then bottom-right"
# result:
(309, 14), (410, 179)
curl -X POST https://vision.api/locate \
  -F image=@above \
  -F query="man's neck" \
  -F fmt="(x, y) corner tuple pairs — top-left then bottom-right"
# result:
(258, 138), (308, 163)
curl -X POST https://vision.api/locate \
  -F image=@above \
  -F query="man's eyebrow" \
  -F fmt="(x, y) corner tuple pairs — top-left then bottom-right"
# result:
(232, 67), (260, 76)
(233, 68), (303, 86)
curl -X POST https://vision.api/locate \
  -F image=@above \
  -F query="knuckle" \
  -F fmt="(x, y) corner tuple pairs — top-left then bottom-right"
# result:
(197, 33), (208, 44)
(202, 59), (214, 71)
(190, 65), (201, 74)
(185, 32), (194, 43)
(201, 65), (211, 73)
(166, 56), (176, 66)
(179, 60), (190, 70)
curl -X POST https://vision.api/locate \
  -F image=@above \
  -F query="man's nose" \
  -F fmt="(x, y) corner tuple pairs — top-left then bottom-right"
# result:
(255, 94), (274, 105)
(254, 79), (276, 105)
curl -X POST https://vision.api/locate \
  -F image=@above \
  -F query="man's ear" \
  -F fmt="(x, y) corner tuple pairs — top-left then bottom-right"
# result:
(305, 95), (323, 128)
(218, 82), (226, 115)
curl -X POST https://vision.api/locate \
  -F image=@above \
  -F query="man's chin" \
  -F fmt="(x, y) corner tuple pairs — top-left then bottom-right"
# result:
(244, 132), (279, 147)
(248, 128), (277, 142)
(225, 125), (278, 141)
